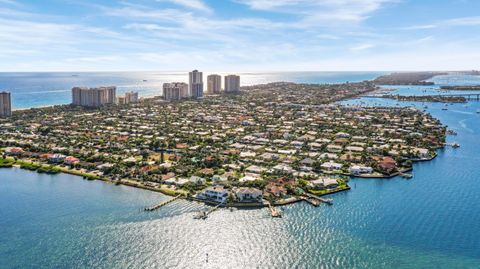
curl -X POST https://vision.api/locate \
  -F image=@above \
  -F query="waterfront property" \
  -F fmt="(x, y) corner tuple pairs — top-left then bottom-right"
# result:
(0, 79), (447, 208)
(72, 86), (117, 107)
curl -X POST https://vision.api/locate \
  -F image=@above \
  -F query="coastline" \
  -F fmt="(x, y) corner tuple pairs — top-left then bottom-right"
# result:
(1, 163), (351, 208)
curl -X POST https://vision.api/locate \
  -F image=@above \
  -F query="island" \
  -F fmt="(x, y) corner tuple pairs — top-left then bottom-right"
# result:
(0, 80), (446, 213)
(373, 72), (447, 85)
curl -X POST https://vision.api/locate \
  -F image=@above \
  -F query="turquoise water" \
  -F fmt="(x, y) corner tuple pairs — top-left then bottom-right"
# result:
(0, 71), (383, 109)
(1, 73), (480, 268)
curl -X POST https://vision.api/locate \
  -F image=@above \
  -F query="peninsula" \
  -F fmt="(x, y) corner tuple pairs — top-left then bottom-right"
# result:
(0, 80), (446, 210)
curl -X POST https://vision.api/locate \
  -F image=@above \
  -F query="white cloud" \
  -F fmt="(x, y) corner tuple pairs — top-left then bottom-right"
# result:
(236, 0), (399, 24)
(402, 16), (480, 30)
(165, 0), (213, 13)
(350, 43), (374, 51)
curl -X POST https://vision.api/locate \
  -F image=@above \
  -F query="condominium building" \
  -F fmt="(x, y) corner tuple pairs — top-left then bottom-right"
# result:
(225, 75), (240, 93)
(117, 96), (126, 105)
(0, 91), (12, 117)
(72, 86), (117, 107)
(125, 91), (139, 104)
(189, 70), (204, 98)
(163, 82), (189, 101)
(207, 74), (222, 95)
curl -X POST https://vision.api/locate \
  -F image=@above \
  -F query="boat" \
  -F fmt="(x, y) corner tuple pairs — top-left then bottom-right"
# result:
(442, 108), (448, 111)
(452, 143), (461, 148)
(447, 129), (457, 135)
(143, 79), (148, 82)
(194, 211), (208, 220)
(477, 110), (480, 114)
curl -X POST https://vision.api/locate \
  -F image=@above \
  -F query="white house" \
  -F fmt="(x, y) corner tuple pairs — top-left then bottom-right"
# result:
(234, 187), (263, 202)
(350, 165), (373, 175)
(321, 161), (343, 171)
(189, 176), (206, 185)
(413, 148), (429, 158)
(309, 177), (339, 189)
(198, 186), (229, 204)
(245, 165), (267, 174)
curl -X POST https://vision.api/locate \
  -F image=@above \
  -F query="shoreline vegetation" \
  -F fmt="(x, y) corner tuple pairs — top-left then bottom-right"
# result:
(0, 75), (449, 211)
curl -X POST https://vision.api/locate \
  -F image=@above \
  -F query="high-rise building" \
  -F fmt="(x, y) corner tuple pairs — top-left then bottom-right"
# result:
(72, 86), (117, 107)
(207, 74), (222, 95)
(125, 91), (139, 104)
(225, 75), (240, 93)
(163, 82), (189, 101)
(117, 96), (126, 105)
(104, 86), (116, 104)
(189, 70), (203, 98)
(0, 91), (12, 117)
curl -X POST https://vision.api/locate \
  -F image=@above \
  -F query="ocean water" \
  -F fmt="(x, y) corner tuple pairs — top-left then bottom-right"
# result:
(1, 73), (480, 268)
(0, 71), (384, 109)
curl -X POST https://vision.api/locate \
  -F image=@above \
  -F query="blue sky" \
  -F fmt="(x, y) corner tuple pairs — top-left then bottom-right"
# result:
(1, 0), (479, 71)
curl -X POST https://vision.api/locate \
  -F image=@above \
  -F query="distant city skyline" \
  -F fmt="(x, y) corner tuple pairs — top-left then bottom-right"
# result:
(1, 0), (480, 71)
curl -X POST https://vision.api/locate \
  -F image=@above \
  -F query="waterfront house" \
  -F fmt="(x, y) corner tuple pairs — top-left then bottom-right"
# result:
(372, 156), (397, 174)
(48, 154), (66, 163)
(234, 187), (263, 202)
(198, 185), (229, 204)
(309, 177), (339, 190)
(64, 156), (80, 165)
(413, 148), (430, 159)
(164, 177), (189, 186)
(4, 147), (24, 156)
(350, 165), (373, 175)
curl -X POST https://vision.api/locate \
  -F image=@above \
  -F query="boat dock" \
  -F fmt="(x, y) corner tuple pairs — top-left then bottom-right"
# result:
(194, 202), (224, 220)
(265, 201), (282, 217)
(302, 196), (321, 207)
(144, 195), (181, 211)
(305, 193), (333, 205)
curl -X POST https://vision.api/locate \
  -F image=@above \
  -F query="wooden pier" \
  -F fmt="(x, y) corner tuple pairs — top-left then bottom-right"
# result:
(305, 193), (333, 205)
(302, 197), (320, 207)
(266, 201), (282, 217)
(194, 202), (224, 220)
(144, 195), (181, 211)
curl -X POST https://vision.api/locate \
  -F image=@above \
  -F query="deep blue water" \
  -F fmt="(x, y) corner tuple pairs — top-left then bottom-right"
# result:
(0, 71), (383, 109)
(1, 73), (480, 268)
